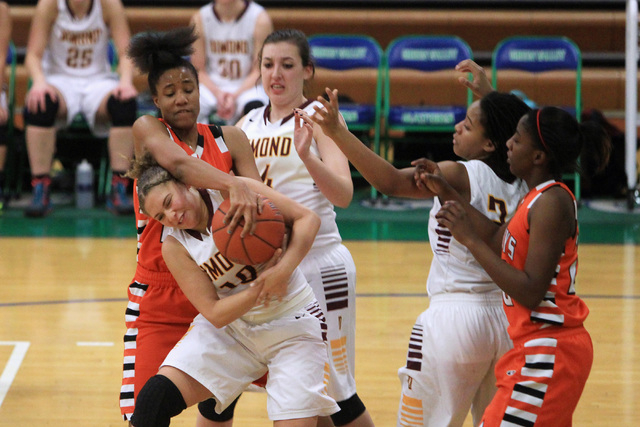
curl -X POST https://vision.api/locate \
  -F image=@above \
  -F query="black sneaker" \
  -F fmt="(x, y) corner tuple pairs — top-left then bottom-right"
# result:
(107, 175), (134, 215)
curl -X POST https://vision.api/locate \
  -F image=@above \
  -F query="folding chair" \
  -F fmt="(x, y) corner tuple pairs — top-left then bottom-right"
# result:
(492, 36), (582, 200)
(383, 35), (473, 168)
(308, 34), (384, 199)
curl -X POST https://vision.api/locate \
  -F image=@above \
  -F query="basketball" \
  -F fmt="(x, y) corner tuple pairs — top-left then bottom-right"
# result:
(211, 198), (286, 265)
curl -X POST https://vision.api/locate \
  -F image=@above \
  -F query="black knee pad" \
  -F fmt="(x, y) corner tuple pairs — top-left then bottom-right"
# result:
(242, 100), (265, 116)
(198, 394), (239, 422)
(130, 375), (186, 427)
(24, 94), (59, 127)
(107, 95), (137, 127)
(0, 124), (7, 146)
(331, 393), (367, 426)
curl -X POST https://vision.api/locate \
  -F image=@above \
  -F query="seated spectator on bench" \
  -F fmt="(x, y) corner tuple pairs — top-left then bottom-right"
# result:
(190, 0), (273, 125)
(23, 0), (137, 217)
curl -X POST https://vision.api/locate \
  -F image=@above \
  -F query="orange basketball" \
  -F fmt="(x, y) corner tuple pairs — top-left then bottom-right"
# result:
(211, 198), (286, 265)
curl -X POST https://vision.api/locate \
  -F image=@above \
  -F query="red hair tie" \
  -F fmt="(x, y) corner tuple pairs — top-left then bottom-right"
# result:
(536, 109), (549, 151)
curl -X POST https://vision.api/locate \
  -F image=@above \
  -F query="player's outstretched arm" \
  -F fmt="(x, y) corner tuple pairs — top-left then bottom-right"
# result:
(302, 88), (427, 199)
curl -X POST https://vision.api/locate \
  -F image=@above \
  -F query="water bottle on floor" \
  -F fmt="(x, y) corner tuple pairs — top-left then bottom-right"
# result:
(75, 159), (94, 209)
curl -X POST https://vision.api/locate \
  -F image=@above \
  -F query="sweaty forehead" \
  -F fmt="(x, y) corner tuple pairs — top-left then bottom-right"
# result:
(159, 67), (196, 86)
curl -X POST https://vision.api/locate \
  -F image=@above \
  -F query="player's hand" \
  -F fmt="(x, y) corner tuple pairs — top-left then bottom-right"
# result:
(435, 200), (476, 246)
(455, 59), (494, 98)
(293, 108), (314, 161)
(225, 178), (259, 238)
(217, 92), (235, 120)
(411, 158), (442, 190)
(25, 82), (58, 114)
(113, 82), (138, 101)
(307, 87), (348, 140)
(414, 160), (458, 201)
(254, 249), (286, 307)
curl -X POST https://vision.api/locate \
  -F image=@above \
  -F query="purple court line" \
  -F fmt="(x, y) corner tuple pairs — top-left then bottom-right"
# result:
(0, 293), (638, 308)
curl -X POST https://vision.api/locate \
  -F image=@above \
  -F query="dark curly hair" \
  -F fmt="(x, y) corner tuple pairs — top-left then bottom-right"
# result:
(127, 26), (199, 96)
(478, 91), (531, 183)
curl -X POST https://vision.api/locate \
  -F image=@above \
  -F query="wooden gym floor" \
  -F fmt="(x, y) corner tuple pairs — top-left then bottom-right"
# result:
(0, 190), (639, 426)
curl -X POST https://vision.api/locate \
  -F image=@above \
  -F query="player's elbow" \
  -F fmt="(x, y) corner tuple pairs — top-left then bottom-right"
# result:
(333, 191), (353, 209)
(163, 156), (191, 182)
(208, 317), (229, 329)
(306, 211), (321, 237)
(517, 287), (548, 310)
(203, 309), (232, 329)
(329, 181), (354, 208)
(520, 298), (543, 311)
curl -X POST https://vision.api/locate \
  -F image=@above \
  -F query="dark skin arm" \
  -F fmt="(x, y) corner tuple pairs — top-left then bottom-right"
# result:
(416, 159), (506, 252)
(436, 186), (575, 309)
(300, 88), (472, 201)
(133, 115), (259, 236)
(220, 125), (261, 181)
(454, 59), (494, 98)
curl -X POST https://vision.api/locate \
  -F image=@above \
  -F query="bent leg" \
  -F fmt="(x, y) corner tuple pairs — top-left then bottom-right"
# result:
(130, 374), (187, 427)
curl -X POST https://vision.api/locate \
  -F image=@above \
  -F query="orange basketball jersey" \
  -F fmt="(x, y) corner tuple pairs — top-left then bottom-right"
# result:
(500, 180), (589, 342)
(134, 121), (233, 274)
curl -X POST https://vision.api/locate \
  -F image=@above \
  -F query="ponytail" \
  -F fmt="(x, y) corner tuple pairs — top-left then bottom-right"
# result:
(579, 120), (611, 175)
(524, 107), (611, 179)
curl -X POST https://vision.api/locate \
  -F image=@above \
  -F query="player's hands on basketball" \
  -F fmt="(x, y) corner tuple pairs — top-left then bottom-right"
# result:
(252, 249), (287, 307)
(226, 179), (260, 238)
(455, 59), (494, 98)
(25, 81), (58, 114)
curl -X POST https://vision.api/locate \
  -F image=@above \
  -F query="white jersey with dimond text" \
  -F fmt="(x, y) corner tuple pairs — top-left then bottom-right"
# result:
(43, 0), (112, 78)
(199, 1), (264, 93)
(427, 160), (528, 296)
(240, 101), (342, 249)
(168, 189), (314, 324)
